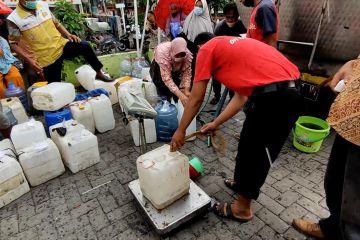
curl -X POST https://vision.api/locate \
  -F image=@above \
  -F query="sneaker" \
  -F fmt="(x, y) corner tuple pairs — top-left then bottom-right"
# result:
(210, 97), (219, 105)
(293, 219), (324, 239)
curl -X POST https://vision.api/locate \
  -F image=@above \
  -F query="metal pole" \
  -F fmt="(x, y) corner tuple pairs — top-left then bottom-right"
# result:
(134, 0), (140, 57)
(157, 0), (161, 44)
(140, 0), (150, 54)
(308, 0), (328, 70)
(138, 117), (147, 154)
(120, 7), (126, 35)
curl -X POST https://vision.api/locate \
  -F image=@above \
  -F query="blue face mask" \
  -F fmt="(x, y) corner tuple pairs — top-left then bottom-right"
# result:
(194, 7), (203, 16)
(24, 1), (37, 10)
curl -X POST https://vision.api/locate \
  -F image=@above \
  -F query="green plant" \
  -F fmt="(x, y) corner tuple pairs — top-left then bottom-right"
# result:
(53, 0), (87, 38)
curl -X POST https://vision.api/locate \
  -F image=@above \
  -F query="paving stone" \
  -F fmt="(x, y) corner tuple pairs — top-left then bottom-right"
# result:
(64, 190), (83, 210)
(291, 184), (323, 203)
(287, 173), (316, 189)
(283, 228), (307, 240)
(114, 168), (134, 185)
(107, 202), (137, 222)
(8, 228), (38, 240)
(257, 193), (285, 215)
(203, 183), (222, 196)
(53, 204), (69, 221)
(273, 178), (296, 193)
(212, 222), (241, 240)
(36, 222), (58, 240)
(276, 191), (301, 207)
(32, 185), (50, 206)
(95, 220), (127, 240)
(77, 225), (97, 240)
(256, 208), (289, 234)
(87, 207), (109, 232)
(261, 183), (281, 199)
(97, 192), (118, 214)
(70, 199), (100, 218)
(19, 209), (53, 231)
(265, 175), (277, 185)
(57, 215), (89, 238)
(225, 216), (265, 240)
(190, 214), (220, 238)
(0, 214), (18, 237)
(296, 198), (329, 219)
(279, 204), (308, 225)
(116, 229), (139, 240)
(173, 230), (197, 240)
(269, 167), (291, 181)
(306, 170), (325, 184)
(257, 225), (285, 240)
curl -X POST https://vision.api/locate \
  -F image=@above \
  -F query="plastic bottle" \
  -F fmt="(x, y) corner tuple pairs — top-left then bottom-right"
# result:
(132, 57), (150, 79)
(155, 98), (178, 142)
(5, 82), (28, 111)
(120, 58), (132, 77)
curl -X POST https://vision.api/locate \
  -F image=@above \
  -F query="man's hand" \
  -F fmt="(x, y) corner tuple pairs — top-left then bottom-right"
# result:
(179, 94), (189, 106)
(0, 48), (3, 57)
(28, 59), (43, 75)
(67, 34), (81, 43)
(181, 88), (191, 97)
(170, 129), (186, 152)
(327, 60), (354, 92)
(200, 121), (219, 133)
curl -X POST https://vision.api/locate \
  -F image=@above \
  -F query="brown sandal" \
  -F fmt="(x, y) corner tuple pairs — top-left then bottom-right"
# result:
(213, 202), (253, 222)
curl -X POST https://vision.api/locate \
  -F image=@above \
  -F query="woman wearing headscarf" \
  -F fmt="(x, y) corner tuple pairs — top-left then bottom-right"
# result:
(150, 37), (193, 106)
(165, 3), (187, 40)
(183, 0), (213, 43)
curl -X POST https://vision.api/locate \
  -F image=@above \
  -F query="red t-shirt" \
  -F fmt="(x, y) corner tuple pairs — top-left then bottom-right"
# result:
(194, 37), (300, 96)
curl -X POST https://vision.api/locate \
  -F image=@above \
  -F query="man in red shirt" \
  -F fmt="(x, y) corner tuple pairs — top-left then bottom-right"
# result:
(171, 36), (301, 222)
(242, 0), (279, 47)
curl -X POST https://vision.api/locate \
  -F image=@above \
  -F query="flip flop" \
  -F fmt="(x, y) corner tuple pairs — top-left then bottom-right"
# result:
(224, 178), (237, 192)
(213, 202), (253, 223)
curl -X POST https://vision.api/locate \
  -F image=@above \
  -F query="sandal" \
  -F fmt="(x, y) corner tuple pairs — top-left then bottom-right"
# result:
(224, 178), (237, 191)
(213, 202), (253, 222)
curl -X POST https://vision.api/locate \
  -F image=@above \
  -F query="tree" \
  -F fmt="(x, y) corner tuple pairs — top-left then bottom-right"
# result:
(208, 0), (230, 15)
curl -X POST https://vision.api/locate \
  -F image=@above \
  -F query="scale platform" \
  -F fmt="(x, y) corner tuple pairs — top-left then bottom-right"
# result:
(128, 179), (211, 235)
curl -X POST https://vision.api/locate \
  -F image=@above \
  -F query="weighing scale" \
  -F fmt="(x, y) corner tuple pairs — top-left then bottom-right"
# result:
(129, 179), (211, 235)
(122, 87), (212, 234)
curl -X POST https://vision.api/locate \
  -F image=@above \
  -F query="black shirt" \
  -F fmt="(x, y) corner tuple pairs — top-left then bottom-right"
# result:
(214, 20), (247, 37)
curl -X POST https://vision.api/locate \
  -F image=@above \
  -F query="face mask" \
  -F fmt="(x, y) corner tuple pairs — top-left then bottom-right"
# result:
(194, 7), (203, 16)
(243, 0), (254, 7)
(226, 22), (236, 28)
(24, 0), (37, 10)
(171, 12), (177, 17)
(174, 56), (185, 63)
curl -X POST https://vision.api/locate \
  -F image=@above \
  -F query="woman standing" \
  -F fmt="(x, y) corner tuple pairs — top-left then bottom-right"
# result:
(165, 3), (187, 40)
(145, 11), (167, 49)
(183, 0), (213, 43)
(150, 37), (193, 106)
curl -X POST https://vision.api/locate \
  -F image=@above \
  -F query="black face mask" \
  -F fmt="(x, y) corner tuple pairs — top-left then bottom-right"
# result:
(171, 13), (177, 17)
(243, 0), (254, 7)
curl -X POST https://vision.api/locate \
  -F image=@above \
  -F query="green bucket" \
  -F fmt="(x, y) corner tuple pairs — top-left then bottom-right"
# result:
(293, 116), (330, 153)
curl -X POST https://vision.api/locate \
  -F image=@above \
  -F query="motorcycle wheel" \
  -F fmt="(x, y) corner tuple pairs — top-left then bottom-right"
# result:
(118, 42), (127, 52)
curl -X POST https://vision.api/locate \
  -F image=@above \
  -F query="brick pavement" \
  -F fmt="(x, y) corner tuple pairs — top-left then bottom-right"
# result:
(0, 104), (334, 240)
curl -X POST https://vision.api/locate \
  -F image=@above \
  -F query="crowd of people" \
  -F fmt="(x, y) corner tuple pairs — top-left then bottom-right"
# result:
(0, 0), (359, 239)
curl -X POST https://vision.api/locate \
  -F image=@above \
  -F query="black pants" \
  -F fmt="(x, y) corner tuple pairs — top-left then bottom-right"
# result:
(319, 135), (360, 240)
(43, 41), (103, 83)
(212, 79), (234, 100)
(150, 61), (181, 101)
(234, 87), (302, 199)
